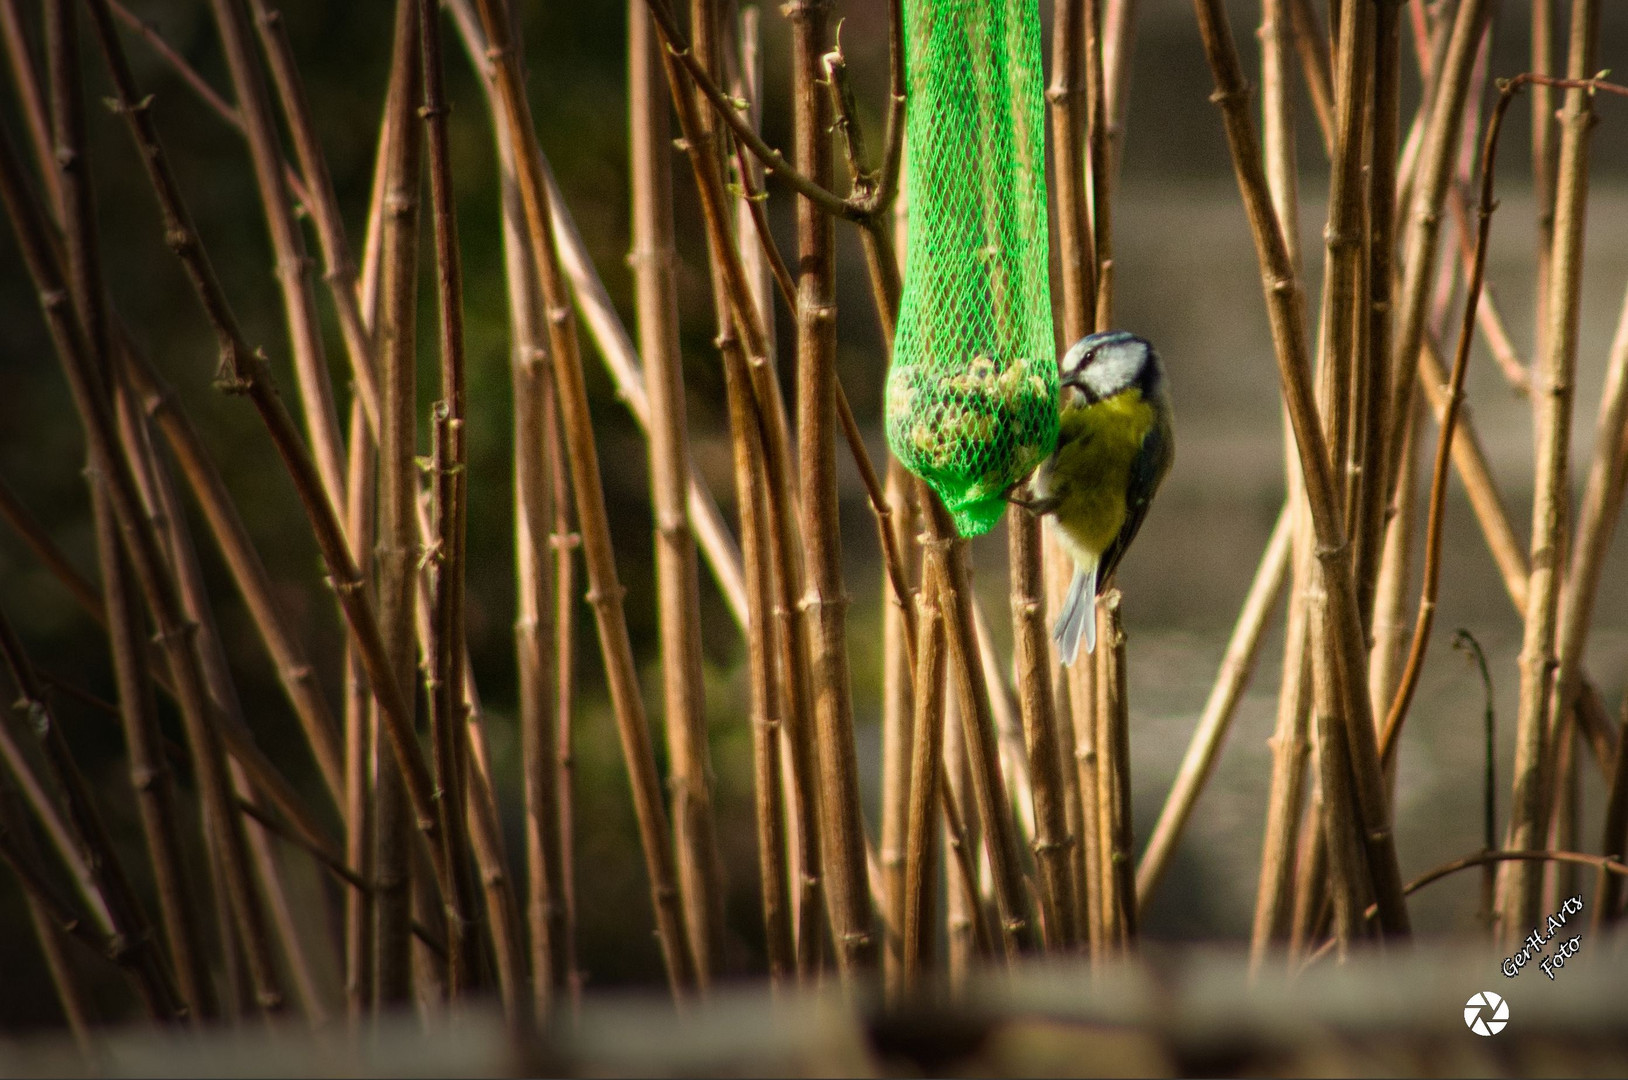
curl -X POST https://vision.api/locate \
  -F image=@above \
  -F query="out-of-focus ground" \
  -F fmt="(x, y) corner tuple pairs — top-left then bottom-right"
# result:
(6, 941), (1628, 1076)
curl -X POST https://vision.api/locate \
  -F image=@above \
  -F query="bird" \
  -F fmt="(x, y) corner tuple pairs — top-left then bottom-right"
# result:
(1012, 330), (1174, 665)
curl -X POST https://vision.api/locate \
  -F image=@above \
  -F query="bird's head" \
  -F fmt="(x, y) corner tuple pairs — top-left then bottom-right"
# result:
(1059, 330), (1163, 406)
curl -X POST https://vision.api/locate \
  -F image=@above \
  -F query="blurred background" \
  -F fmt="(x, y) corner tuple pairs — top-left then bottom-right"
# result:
(0, 0), (1625, 1027)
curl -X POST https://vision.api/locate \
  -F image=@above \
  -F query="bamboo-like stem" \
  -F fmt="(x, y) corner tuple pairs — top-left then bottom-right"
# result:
(490, 71), (566, 1022)
(1503, 10), (1603, 945)
(1413, 332), (1621, 779)
(246, 0), (382, 435)
(1250, 583), (1312, 970)
(1084, 0), (1113, 327)
(1141, 506), (1291, 910)
(1314, 0), (1369, 552)
(972, 596), (1035, 845)
(940, 667), (976, 982)
(642, 0), (727, 988)
(471, 0), (696, 997)
(417, 0), (482, 1001)
(342, 398), (375, 1024)
(0, 0), (59, 217)
(822, 58), (916, 634)
(1305, 6), (1374, 948)
(902, 553), (947, 987)
(372, 0), (423, 1007)
(1069, 624), (1103, 957)
(1100, 594), (1137, 950)
(82, 0), (455, 917)
(1308, 620), (1371, 957)
(722, 5), (791, 988)
(819, 49), (924, 675)
(1248, 0), (1310, 975)
(1552, 287), (1628, 790)
(147, 15), (566, 959)
(1050, 0), (1101, 959)
(785, 0), (875, 977)
(635, 0), (825, 977)
(1049, 0), (1094, 339)
(1425, 30), (1490, 340)
(641, 0), (806, 581)
(874, 0), (906, 215)
(1352, 0), (1401, 624)
(204, 0), (346, 512)
(1384, 0), (1491, 503)
(726, 326), (793, 986)
(1101, 0), (1137, 165)
(1531, 0), (1559, 367)
(1368, 395), (1419, 728)
(1009, 508), (1075, 949)
(1286, 0), (1334, 150)
(928, 499), (1036, 961)
(549, 408), (582, 1011)
(1190, 0), (1410, 937)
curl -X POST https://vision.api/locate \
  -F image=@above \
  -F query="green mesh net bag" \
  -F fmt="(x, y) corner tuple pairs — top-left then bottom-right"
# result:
(886, 0), (1057, 538)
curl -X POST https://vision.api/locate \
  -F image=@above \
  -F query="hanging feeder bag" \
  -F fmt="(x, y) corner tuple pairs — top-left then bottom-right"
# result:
(886, 0), (1058, 537)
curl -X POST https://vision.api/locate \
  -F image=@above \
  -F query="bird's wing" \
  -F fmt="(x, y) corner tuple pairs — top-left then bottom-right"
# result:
(1095, 410), (1173, 594)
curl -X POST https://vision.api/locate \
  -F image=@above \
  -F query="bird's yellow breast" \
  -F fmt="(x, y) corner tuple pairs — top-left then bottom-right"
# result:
(1045, 389), (1156, 559)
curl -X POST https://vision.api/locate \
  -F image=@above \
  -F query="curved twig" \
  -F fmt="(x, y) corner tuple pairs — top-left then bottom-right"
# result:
(1381, 73), (1628, 763)
(642, 0), (858, 221)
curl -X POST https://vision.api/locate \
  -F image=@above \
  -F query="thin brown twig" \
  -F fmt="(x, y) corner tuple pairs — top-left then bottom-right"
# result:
(0, 590), (184, 1020)
(1378, 71), (1521, 763)
(641, 0), (857, 221)
(1295, 846), (1628, 970)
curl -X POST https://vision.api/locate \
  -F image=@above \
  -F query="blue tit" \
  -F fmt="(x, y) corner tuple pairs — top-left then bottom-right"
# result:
(1024, 331), (1174, 665)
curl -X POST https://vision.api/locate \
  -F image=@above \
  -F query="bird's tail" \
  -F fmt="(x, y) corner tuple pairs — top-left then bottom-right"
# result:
(1053, 562), (1098, 665)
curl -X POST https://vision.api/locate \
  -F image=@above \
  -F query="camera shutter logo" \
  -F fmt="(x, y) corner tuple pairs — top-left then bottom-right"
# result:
(1464, 991), (1509, 1036)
